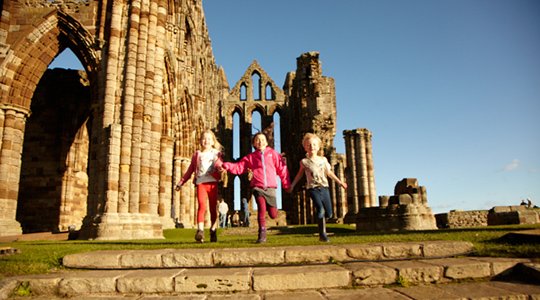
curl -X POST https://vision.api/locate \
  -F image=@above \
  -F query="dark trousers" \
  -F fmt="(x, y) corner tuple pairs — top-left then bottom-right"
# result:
(308, 187), (333, 219)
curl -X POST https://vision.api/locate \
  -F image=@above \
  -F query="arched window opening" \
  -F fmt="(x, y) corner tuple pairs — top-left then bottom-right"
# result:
(252, 72), (261, 101)
(48, 48), (84, 70)
(240, 83), (247, 101)
(234, 176), (241, 211)
(233, 112), (240, 160)
(265, 83), (274, 101)
(251, 110), (262, 151)
(273, 112), (282, 209)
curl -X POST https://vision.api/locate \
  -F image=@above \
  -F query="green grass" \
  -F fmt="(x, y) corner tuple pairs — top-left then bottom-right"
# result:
(1, 223), (538, 279)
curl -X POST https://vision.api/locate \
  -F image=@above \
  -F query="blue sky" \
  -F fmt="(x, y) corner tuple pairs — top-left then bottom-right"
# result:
(50, 0), (539, 213)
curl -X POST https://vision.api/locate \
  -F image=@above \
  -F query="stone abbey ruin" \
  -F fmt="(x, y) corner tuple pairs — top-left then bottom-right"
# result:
(0, 1), (536, 239)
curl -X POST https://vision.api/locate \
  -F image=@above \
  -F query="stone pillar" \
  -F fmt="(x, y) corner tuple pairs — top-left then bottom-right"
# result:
(343, 128), (377, 223)
(159, 136), (175, 229)
(364, 130), (377, 207)
(0, 106), (29, 236)
(343, 130), (357, 220)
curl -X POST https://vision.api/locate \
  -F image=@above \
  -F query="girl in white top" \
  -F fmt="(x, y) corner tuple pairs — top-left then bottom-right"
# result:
(175, 130), (223, 243)
(290, 133), (347, 242)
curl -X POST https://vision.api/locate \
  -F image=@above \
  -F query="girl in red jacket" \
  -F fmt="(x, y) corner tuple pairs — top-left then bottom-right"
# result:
(175, 130), (223, 243)
(220, 132), (291, 243)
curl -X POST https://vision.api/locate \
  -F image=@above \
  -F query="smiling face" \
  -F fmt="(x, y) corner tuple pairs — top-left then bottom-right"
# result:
(303, 137), (321, 157)
(200, 131), (215, 150)
(252, 133), (268, 151)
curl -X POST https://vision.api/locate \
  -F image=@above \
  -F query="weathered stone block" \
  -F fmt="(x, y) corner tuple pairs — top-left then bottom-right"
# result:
(120, 250), (163, 268)
(422, 258), (491, 280)
(345, 244), (384, 260)
(62, 250), (122, 269)
(344, 262), (397, 286)
(284, 245), (349, 263)
(381, 260), (442, 284)
(252, 265), (350, 291)
(117, 269), (184, 293)
(422, 241), (474, 257)
(57, 270), (124, 297)
(213, 247), (285, 266)
(174, 267), (251, 293)
(162, 248), (214, 268)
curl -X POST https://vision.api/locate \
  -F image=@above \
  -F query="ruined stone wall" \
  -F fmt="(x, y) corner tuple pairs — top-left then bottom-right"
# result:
(281, 52), (347, 225)
(435, 210), (488, 229)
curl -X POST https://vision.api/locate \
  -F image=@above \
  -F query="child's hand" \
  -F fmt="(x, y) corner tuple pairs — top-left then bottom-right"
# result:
(341, 182), (348, 189)
(175, 181), (183, 191)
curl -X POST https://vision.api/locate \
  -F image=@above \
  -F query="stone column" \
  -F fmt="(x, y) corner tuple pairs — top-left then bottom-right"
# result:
(343, 128), (377, 223)
(355, 129), (370, 208)
(364, 130), (377, 207)
(343, 130), (357, 222)
(0, 106), (29, 236)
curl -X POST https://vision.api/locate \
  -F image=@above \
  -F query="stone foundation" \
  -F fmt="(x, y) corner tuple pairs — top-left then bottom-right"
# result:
(78, 213), (164, 240)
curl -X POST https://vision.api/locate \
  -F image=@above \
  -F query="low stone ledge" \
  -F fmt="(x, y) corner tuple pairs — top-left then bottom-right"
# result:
(213, 247), (285, 266)
(253, 265), (350, 291)
(61, 241), (479, 270)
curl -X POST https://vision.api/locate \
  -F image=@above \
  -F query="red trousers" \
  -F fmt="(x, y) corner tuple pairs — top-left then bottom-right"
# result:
(196, 182), (218, 225)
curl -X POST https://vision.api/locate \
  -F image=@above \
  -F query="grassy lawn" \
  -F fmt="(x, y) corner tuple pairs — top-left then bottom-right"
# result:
(1, 223), (538, 279)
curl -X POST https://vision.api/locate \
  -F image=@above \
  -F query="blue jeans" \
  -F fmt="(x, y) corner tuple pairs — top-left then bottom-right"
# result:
(219, 213), (227, 228)
(308, 187), (333, 219)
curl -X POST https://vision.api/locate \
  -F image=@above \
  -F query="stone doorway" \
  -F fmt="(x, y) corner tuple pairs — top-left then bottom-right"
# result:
(16, 68), (91, 233)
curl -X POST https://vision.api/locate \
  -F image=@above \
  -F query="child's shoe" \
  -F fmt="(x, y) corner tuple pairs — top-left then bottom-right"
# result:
(318, 218), (330, 242)
(195, 229), (204, 243)
(256, 227), (267, 243)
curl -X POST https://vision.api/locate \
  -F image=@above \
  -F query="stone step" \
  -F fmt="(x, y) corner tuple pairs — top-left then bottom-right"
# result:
(62, 241), (474, 269)
(2, 257), (537, 299)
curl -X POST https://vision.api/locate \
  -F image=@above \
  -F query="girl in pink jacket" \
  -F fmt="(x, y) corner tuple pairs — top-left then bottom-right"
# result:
(220, 132), (291, 243)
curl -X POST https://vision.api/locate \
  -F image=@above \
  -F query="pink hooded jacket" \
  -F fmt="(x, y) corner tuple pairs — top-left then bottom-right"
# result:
(222, 147), (291, 190)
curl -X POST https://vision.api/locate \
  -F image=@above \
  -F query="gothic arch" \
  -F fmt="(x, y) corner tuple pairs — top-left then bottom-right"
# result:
(0, 10), (100, 110)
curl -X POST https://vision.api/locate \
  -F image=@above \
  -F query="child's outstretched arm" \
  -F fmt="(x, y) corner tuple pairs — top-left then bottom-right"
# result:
(288, 163), (305, 193)
(222, 155), (249, 175)
(175, 152), (198, 190)
(326, 169), (347, 189)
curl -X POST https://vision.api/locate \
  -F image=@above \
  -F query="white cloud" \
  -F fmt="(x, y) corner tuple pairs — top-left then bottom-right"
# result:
(503, 159), (520, 172)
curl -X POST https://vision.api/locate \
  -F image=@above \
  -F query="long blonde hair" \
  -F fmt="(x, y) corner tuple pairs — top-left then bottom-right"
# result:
(198, 129), (223, 152)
